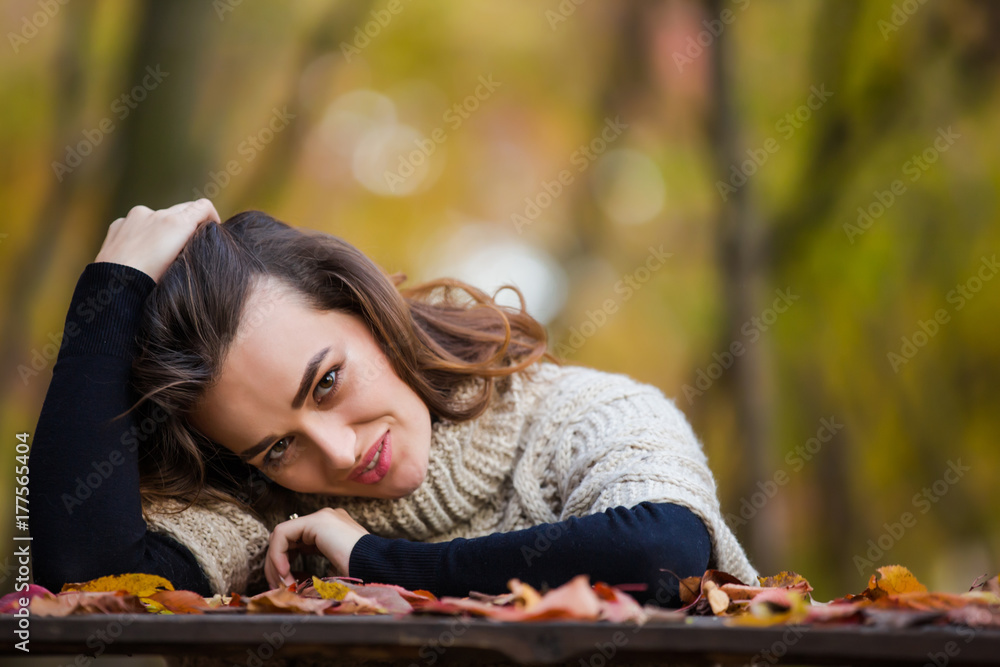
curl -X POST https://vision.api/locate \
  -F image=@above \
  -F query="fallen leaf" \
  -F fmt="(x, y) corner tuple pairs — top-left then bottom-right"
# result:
(969, 574), (1000, 596)
(0, 584), (53, 613)
(947, 605), (1000, 627)
(757, 571), (813, 591)
(727, 588), (809, 626)
(677, 570), (745, 614)
(508, 579), (544, 611)
(505, 575), (602, 621)
(147, 590), (219, 614)
(322, 590), (390, 615)
(416, 576), (606, 622)
(703, 581), (731, 615)
(678, 576), (701, 605)
(246, 588), (335, 615)
(868, 565), (928, 597)
(339, 584), (413, 615)
(803, 600), (865, 624)
(61, 573), (174, 597)
(30, 591), (148, 616)
(310, 576), (351, 601)
(593, 582), (648, 624)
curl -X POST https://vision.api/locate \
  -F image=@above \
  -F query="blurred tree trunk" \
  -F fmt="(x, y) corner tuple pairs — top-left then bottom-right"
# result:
(704, 0), (774, 572)
(0, 1), (100, 410)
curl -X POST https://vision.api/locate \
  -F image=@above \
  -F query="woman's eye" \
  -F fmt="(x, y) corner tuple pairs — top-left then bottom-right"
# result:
(265, 438), (290, 465)
(314, 368), (339, 402)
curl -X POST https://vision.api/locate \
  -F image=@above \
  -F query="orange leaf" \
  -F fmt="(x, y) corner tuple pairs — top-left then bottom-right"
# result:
(679, 576), (702, 605)
(869, 565), (928, 597)
(147, 590), (217, 614)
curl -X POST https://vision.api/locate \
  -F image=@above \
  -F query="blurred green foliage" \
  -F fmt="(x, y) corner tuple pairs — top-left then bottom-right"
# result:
(2, 0), (998, 602)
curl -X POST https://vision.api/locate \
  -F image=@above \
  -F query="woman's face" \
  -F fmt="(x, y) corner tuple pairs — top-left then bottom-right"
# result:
(189, 278), (432, 499)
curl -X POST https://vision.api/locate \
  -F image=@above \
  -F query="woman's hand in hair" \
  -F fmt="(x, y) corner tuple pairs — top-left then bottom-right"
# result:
(94, 199), (221, 283)
(264, 507), (370, 588)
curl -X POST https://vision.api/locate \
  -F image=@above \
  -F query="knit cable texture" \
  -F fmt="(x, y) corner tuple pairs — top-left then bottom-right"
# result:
(144, 362), (759, 595)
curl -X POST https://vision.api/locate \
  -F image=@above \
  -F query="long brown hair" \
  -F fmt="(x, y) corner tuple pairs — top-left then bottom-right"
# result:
(127, 210), (554, 516)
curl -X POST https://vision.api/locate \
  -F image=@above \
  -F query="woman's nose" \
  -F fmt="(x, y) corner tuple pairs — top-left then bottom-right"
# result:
(303, 417), (357, 471)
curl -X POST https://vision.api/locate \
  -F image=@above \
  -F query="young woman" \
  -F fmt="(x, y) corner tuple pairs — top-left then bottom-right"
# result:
(29, 200), (758, 606)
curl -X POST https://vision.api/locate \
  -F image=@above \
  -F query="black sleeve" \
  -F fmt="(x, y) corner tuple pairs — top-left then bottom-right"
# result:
(348, 501), (710, 607)
(28, 262), (214, 596)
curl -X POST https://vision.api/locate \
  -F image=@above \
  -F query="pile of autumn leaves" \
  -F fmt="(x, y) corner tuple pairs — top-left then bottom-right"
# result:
(2, 565), (999, 628)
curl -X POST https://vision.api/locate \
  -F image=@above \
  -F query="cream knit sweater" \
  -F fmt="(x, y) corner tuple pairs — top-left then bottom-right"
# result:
(143, 361), (759, 596)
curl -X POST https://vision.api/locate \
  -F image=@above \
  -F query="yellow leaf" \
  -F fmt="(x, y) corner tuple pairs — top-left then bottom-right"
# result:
(62, 573), (174, 598)
(872, 565), (927, 595)
(728, 589), (809, 627)
(311, 576), (350, 601)
(757, 571), (812, 591)
(140, 598), (174, 615)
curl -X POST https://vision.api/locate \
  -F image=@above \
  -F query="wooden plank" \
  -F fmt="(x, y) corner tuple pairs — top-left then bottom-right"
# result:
(2, 615), (999, 665)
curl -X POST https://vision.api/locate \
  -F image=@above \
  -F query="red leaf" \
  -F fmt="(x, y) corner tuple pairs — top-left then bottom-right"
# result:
(0, 585), (53, 614)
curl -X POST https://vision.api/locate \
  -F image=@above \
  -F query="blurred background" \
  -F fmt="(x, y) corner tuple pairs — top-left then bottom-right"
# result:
(2, 0), (999, 612)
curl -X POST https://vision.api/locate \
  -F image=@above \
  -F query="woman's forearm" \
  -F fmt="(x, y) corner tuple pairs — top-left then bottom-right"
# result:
(349, 501), (710, 607)
(28, 262), (213, 595)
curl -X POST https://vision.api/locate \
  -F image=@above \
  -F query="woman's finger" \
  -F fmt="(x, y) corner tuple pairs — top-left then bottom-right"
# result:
(264, 556), (277, 590)
(267, 526), (296, 588)
(162, 198), (221, 225)
(126, 204), (153, 220)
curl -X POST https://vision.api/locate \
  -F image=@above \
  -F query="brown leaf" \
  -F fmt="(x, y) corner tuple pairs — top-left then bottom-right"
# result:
(678, 576), (701, 605)
(677, 570), (745, 614)
(757, 571), (814, 593)
(246, 588), (335, 615)
(339, 584), (413, 615)
(322, 590), (390, 615)
(870, 592), (977, 612)
(417, 576), (605, 622)
(30, 591), (148, 616)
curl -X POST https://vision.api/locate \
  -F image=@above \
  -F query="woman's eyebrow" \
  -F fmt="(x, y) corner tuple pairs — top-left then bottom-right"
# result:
(238, 345), (333, 464)
(292, 346), (332, 409)
(240, 434), (277, 463)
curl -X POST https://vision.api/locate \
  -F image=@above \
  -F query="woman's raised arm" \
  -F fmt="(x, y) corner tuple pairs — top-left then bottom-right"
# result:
(28, 201), (222, 595)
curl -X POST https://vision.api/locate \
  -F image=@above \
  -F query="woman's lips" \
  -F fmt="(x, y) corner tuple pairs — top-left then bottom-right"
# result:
(350, 430), (390, 484)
